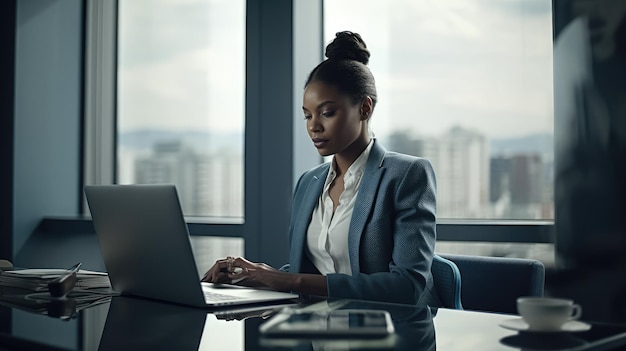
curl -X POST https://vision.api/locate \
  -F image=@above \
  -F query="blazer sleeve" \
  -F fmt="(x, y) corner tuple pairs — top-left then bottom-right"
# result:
(278, 169), (310, 273)
(326, 158), (437, 305)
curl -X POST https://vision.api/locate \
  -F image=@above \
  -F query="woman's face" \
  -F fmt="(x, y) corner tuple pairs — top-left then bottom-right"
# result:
(302, 80), (369, 157)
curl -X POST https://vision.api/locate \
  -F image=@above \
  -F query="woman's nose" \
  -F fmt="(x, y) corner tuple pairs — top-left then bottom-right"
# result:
(308, 116), (322, 132)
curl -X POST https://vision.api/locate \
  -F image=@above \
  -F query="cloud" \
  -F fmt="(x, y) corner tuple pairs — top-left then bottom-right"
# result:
(118, 0), (245, 133)
(118, 0), (553, 139)
(325, 0), (554, 138)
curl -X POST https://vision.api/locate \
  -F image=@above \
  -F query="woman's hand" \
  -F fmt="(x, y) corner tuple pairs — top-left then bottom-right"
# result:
(201, 256), (291, 291)
(201, 257), (237, 284)
(201, 256), (328, 296)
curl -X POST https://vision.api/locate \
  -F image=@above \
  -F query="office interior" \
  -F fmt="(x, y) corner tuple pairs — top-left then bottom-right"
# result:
(1, 0), (625, 336)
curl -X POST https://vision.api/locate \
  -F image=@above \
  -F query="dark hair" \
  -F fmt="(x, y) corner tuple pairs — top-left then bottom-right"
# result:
(305, 31), (378, 107)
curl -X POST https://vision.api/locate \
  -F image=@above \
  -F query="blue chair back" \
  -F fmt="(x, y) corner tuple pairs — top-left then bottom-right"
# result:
(431, 254), (463, 309)
(439, 253), (545, 314)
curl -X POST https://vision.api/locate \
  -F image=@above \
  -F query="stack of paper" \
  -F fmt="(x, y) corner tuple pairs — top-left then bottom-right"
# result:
(0, 269), (111, 292)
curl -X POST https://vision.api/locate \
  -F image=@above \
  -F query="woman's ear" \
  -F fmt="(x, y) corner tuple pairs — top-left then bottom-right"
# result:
(360, 96), (374, 121)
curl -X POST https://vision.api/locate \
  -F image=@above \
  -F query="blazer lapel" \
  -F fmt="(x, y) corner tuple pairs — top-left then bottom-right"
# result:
(289, 164), (329, 272)
(348, 140), (386, 273)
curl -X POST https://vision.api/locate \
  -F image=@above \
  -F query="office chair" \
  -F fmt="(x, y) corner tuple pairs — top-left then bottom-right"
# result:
(439, 253), (545, 314)
(431, 254), (463, 309)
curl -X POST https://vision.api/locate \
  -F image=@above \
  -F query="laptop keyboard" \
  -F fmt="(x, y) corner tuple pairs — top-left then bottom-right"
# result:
(204, 291), (244, 302)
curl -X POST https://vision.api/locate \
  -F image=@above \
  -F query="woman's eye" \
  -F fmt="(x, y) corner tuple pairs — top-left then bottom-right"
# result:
(303, 114), (312, 120)
(321, 110), (335, 117)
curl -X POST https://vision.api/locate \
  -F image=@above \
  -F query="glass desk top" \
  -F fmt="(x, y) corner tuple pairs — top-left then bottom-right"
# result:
(2, 293), (626, 351)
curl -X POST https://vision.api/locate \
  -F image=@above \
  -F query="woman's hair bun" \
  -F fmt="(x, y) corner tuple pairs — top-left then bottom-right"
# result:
(324, 31), (370, 65)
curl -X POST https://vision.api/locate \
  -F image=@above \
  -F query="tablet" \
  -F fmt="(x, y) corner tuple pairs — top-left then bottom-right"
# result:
(259, 309), (395, 338)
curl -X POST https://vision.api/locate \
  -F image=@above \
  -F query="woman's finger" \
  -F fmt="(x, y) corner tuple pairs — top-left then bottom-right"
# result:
(206, 270), (232, 283)
(202, 259), (233, 282)
(232, 257), (254, 268)
(227, 266), (253, 279)
(205, 257), (267, 284)
(202, 262), (218, 282)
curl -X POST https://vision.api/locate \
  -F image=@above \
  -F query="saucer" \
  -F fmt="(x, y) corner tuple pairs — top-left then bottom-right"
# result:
(500, 333), (587, 350)
(499, 318), (591, 333)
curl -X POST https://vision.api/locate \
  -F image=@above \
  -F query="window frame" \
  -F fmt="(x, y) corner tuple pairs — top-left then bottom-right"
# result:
(82, 0), (319, 268)
(79, 0), (554, 268)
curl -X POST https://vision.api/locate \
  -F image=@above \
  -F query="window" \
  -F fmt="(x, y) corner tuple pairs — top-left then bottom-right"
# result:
(117, 0), (245, 219)
(324, 0), (554, 220)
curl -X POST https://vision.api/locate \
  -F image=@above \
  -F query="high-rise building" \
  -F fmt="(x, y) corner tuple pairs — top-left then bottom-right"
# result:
(490, 156), (511, 203)
(387, 127), (490, 218)
(424, 127), (489, 218)
(510, 154), (543, 205)
(134, 140), (243, 217)
(489, 153), (548, 219)
(385, 131), (424, 156)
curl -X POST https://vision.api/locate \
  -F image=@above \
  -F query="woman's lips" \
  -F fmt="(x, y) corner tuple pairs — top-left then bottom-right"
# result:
(312, 138), (329, 148)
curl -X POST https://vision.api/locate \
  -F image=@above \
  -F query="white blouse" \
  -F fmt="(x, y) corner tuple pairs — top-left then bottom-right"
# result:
(306, 140), (374, 275)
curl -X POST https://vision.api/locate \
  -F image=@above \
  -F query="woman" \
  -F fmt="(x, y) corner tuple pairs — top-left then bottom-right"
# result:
(203, 31), (438, 305)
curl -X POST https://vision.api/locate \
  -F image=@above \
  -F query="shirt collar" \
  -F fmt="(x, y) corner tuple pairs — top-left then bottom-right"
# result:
(326, 139), (374, 184)
(345, 138), (374, 179)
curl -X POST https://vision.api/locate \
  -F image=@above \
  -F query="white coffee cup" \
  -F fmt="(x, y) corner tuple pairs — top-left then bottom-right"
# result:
(517, 297), (582, 331)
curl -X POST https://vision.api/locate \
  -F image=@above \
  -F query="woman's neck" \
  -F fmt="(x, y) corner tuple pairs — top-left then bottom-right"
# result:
(333, 136), (371, 176)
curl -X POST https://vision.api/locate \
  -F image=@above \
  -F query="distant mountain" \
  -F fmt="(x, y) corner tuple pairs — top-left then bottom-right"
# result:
(490, 133), (553, 159)
(120, 128), (554, 160)
(119, 129), (243, 153)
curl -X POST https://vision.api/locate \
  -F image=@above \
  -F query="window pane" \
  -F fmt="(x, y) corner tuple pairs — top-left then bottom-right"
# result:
(324, 0), (553, 220)
(117, 0), (245, 218)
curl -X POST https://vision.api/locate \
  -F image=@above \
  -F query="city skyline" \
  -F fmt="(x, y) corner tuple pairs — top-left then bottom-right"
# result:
(118, 126), (554, 157)
(119, 126), (553, 220)
(113, 0), (558, 266)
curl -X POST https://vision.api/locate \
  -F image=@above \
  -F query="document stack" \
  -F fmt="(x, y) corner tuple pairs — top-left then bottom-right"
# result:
(0, 268), (111, 292)
(0, 268), (113, 318)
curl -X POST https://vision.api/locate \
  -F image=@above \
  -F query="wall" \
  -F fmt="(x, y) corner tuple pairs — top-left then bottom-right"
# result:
(13, 0), (83, 264)
(11, 1), (83, 347)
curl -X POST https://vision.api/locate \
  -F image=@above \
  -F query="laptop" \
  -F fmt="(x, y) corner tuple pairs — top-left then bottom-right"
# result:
(84, 184), (299, 308)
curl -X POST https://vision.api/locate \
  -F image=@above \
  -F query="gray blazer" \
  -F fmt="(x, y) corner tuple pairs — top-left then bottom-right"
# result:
(285, 140), (438, 305)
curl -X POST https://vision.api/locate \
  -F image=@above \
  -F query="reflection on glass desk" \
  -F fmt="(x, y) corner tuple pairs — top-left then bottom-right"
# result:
(2, 293), (626, 351)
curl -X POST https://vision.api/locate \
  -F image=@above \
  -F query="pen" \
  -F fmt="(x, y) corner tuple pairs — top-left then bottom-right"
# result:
(48, 262), (82, 298)
(66, 262), (82, 274)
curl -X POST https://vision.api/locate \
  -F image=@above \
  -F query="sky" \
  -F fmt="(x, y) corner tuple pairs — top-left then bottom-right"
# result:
(117, 0), (245, 134)
(117, 0), (554, 139)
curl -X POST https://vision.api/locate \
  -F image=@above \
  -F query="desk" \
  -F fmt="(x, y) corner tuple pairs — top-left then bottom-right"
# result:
(2, 295), (626, 351)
